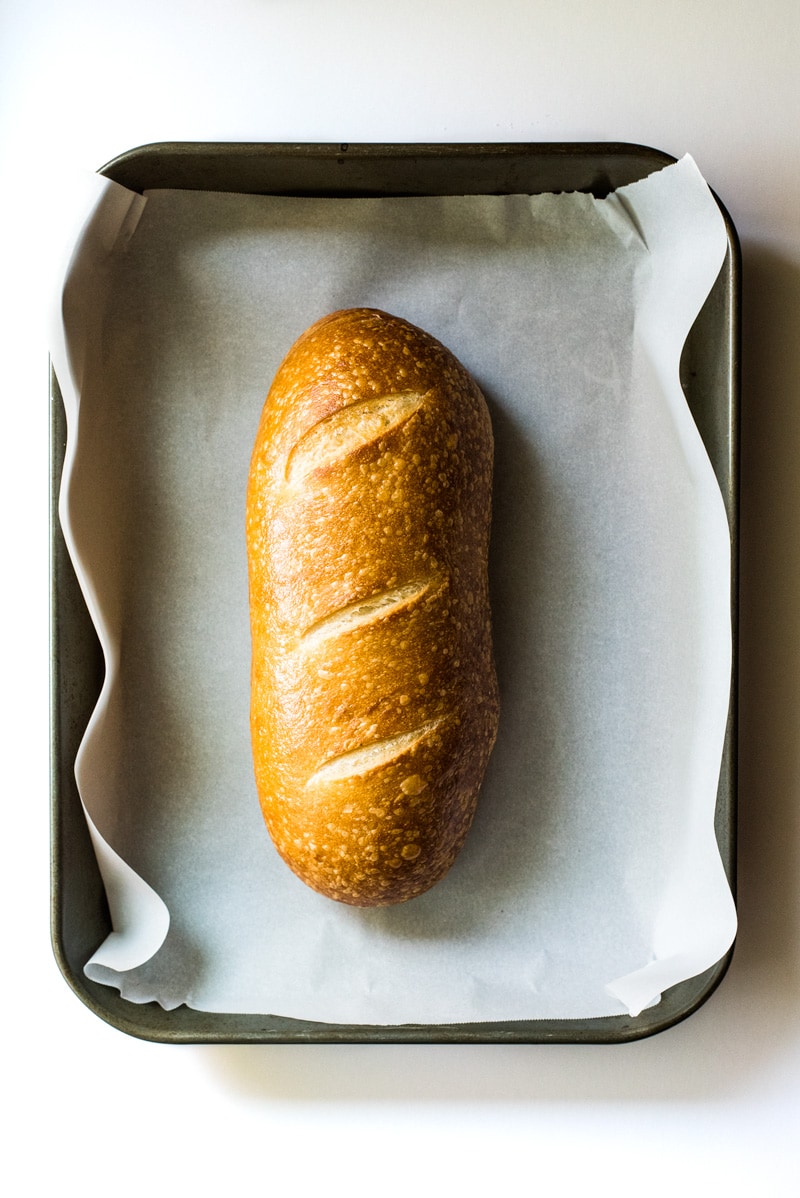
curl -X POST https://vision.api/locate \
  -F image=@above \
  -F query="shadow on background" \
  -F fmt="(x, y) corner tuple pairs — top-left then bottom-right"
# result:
(199, 243), (800, 1104)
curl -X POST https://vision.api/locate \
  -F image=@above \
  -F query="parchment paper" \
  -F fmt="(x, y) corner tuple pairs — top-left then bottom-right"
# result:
(53, 154), (737, 1023)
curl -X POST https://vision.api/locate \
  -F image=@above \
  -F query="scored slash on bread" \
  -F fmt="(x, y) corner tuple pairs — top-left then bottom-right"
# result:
(246, 308), (499, 906)
(286, 390), (429, 483)
(306, 718), (446, 788)
(298, 575), (441, 650)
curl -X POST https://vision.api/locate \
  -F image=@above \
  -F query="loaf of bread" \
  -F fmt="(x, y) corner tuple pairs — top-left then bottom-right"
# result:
(246, 308), (498, 906)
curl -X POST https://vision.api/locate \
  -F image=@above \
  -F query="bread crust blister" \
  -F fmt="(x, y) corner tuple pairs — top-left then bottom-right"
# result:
(246, 308), (498, 906)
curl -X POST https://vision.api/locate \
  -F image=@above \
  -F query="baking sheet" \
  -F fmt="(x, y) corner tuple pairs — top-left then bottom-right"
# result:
(52, 154), (737, 1024)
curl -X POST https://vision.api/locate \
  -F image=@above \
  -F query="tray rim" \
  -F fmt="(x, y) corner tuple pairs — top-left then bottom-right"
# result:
(50, 139), (740, 1045)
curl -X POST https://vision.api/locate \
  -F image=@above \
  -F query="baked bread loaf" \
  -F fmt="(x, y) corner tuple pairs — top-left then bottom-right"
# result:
(246, 308), (498, 906)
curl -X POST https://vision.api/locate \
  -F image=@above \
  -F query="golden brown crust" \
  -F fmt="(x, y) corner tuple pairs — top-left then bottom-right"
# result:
(246, 308), (498, 906)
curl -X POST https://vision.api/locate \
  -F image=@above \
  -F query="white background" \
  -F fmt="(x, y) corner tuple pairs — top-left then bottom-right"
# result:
(2, 1), (798, 1192)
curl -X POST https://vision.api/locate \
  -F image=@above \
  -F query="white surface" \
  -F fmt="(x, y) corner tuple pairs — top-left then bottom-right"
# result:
(2, 0), (798, 1192)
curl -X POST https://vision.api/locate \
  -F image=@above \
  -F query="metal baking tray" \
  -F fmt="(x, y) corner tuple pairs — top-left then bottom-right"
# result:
(50, 142), (739, 1043)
